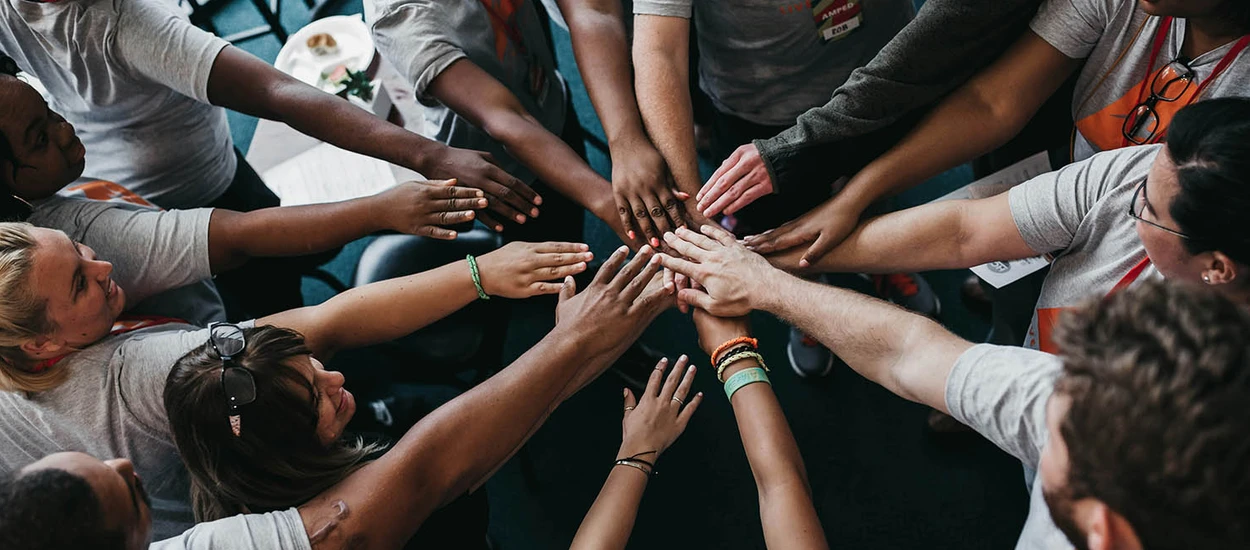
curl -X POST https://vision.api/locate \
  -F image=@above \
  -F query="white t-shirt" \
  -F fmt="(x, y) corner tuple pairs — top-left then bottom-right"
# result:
(0, 325), (226, 540)
(151, 508), (311, 550)
(28, 193), (226, 326)
(1008, 144), (1162, 353)
(1030, 0), (1250, 161)
(0, 0), (235, 208)
(368, 0), (567, 186)
(945, 344), (1070, 550)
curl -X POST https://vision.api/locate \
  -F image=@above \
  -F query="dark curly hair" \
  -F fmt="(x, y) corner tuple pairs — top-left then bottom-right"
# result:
(0, 52), (31, 221)
(0, 467), (125, 550)
(1053, 281), (1250, 549)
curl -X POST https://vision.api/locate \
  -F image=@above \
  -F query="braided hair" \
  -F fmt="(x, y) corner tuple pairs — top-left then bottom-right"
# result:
(0, 53), (32, 221)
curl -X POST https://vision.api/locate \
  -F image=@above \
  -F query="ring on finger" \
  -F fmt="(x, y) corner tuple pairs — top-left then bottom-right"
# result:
(624, 406), (635, 412)
(671, 396), (684, 406)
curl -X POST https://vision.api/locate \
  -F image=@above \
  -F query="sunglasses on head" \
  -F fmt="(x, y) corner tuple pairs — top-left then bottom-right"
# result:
(208, 322), (254, 436)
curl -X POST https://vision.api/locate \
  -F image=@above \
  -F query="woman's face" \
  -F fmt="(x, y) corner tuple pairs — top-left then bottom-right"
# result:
(1134, 148), (1210, 283)
(0, 75), (85, 200)
(292, 354), (355, 447)
(24, 227), (125, 358)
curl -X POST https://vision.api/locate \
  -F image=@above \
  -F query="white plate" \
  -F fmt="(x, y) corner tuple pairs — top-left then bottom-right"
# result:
(274, 15), (375, 91)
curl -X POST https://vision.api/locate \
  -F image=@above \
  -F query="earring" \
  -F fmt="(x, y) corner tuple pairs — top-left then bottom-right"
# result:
(1202, 273), (1212, 284)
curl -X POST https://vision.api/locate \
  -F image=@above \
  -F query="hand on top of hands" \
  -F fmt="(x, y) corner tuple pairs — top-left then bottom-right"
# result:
(697, 143), (773, 218)
(420, 145), (542, 232)
(474, 241), (593, 299)
(554, 245), (673, 355)
(610, 138), (691, 249)
(656, 225), (776, 318)
(619, 355), (702, 460)
(742, 194), (860, 268)
(380, 179), (488, 239)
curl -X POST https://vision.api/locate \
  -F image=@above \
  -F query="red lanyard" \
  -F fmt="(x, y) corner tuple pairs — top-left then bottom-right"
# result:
(1108, 257), (1152, 296)
(480, 0), (530, 57)
(1126, 17), (1250, 147)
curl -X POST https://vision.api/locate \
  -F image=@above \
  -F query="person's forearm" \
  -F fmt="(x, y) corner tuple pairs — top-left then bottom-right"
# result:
(633, 31), (700, 196)
(563, 0), (650, 149)
(570, 466), (649, 550)
(720, 358), (827, 549)
(207, 194), (391, 272)
(259, 260), (477, 357)
(755, 273), (965, 407)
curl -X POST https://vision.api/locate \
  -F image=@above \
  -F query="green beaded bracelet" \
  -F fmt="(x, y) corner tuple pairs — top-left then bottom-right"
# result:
(466, 254), (490, 300)
(723, 367), (771, 401)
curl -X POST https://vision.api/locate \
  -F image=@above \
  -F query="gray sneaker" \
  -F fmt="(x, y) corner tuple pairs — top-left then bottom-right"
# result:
(871, 272), (941, 318)
(787, 327), (834, 379)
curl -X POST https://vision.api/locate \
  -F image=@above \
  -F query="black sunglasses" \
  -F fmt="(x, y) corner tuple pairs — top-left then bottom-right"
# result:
(208, 323), (254, 435)
(1128, 177), (1191, 239)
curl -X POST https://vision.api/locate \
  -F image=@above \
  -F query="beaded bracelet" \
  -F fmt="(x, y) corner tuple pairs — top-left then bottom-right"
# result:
(716, 350), (768, 383)
(710, 336), (758, 366)
(723, 367), (771, 401)
(466, 254), (490, 300)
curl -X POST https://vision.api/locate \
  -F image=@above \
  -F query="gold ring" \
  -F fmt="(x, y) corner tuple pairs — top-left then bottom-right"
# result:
(624, 406), (635, 411)
(671, 396), (684, 406)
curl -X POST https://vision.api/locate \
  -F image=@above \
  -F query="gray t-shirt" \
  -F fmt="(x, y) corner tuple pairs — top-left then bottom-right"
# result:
(633, 0), (915, 126)
(151, 508), (311, 550)
(28, 195), (226, 326)
(946, 343), (1069, 549)
(0, 0), (235, 208)
(368, 0), (567, 186)
(0, 325), (221, 540)
(1031, 0), (1250, 161)
(1009, 144), (1161, 353)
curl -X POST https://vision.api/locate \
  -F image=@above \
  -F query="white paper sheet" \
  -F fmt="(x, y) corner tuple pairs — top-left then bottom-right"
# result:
(261, 143), (398, 207)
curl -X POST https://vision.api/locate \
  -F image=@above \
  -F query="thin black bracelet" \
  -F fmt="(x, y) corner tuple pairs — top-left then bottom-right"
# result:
(614, 450), (658, 476)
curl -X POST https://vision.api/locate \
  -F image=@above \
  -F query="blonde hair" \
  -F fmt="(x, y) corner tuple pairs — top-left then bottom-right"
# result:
(0, 222), (63, 393)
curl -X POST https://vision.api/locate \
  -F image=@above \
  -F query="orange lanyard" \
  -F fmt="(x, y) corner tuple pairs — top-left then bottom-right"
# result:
(480, 0), (529, 57)
(1108, 257), (1152, 296)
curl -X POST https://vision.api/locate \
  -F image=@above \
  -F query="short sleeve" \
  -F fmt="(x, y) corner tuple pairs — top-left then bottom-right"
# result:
(1007, 144), (1159, 254)
(114, 326), (213, 437)
(150, 508), (311, 550)
(633, 0), (692, 18)
(944, 344), (1060, 469)
(29, 197), (214, 307)
(369, 1), (468, 97)
(113, 0), (229, 103)
(1029, 0), (1116, 59)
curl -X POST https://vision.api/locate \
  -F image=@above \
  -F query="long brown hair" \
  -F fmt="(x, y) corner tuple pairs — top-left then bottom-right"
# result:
(164, 325), (382, 521)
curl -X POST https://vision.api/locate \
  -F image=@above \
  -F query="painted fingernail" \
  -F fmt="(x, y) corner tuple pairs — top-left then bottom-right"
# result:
(516, 214), (527, 223)
(495, 225), (504, 231)
(531, 208), (540, 217)
(534, 196), (543, 205)
(651, 238), (660, 247)
(628, 231), (636, 240)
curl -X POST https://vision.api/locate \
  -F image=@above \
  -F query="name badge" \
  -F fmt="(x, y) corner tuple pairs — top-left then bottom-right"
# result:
(812, 0), (863, 42)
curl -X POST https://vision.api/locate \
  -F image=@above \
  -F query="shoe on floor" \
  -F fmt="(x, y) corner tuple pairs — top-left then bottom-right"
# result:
(872, 272), (941, 318)
(787, 328), (834, 379)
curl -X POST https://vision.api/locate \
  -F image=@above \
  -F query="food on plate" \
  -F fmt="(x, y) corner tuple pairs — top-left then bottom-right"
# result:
(306, 33), (339, 56)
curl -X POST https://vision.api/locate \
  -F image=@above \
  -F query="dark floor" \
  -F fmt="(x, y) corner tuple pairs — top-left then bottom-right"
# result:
(214, 1), (1028, 548)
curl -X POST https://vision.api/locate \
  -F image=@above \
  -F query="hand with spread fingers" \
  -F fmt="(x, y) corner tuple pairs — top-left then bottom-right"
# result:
(657, 225), (777, 317)
(698, 143), (774, 218)
(379, 179), (489, 239)
(474, 241), (595, 299)
(620, 355), (703, 460)
(742, 194), (861, 268)
(612, 137), (692, 249)
(554, 245), (673, 358)
(420, 145), (544, 232)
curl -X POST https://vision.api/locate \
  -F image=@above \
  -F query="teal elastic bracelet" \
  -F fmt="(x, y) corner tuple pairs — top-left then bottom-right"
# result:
(466, 254), (490, 300)
(723, 367), (771, 401)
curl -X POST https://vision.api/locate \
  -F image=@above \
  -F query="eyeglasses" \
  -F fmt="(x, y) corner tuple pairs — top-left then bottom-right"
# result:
(1128, 177), (1190, 239)
(208, 322), (254, 436)
(1122, 57), (1194, 145)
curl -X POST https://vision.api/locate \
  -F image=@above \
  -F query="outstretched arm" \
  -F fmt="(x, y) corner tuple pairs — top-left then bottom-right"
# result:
(258, 241), (594, 358)
(206, 180), (487, 273)
(742, 31), (1080, 266)
(758, 192), (1037, 274)
(426, 59), (625, 240)
(558, 0), (688, 248)
(205, 46), (539, 227)
(297, 248), (671, 550)
(571, 356), (702, 550)
(633, 14), (700, 199)
(694, 313), (827, 549)
(661, 225), (972, 411)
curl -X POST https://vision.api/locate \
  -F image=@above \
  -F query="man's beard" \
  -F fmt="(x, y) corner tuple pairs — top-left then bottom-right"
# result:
(1043, 486), (1090, 550)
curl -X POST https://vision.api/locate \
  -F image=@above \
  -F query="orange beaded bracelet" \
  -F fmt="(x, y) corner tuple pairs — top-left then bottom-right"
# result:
(711, 337), (758, 366)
